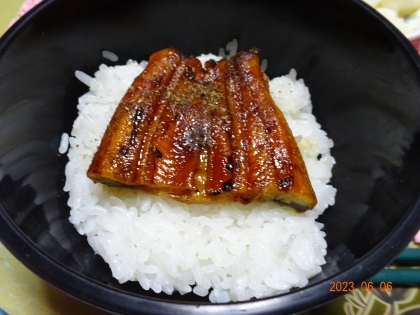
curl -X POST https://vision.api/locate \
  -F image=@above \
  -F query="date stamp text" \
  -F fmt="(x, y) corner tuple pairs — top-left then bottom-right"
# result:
(329, 281), (393, 293)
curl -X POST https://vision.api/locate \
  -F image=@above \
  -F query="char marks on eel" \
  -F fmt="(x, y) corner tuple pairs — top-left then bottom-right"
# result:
(87, 48), (317, 211)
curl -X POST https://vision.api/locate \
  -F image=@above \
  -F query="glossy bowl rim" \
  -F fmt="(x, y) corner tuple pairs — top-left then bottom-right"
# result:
(1, 0), (420, 314)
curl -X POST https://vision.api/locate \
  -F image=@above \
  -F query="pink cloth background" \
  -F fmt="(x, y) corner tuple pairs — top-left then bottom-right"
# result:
(8, 0), (43, 28)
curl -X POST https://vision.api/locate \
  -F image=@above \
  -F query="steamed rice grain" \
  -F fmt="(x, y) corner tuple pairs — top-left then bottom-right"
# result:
(64, 54), (336, 303)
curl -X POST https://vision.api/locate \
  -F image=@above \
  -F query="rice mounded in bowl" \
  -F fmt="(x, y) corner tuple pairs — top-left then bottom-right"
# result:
(64, 50), (336, 303)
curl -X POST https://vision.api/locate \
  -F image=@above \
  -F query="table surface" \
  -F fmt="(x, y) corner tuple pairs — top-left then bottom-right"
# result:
(1, 1), (419, 314)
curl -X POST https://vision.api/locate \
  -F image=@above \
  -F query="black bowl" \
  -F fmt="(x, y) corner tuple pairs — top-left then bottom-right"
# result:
(1, 0), (420, 314)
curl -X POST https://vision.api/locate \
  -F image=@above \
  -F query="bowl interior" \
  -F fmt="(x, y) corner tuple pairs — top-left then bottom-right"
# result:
(1, 0), (420, 314)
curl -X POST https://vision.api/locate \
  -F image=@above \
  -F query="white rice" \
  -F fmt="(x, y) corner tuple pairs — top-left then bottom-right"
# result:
(64, 54), (336, 303)
(58, 132), (69, 154)
(102, 50), (119, 62)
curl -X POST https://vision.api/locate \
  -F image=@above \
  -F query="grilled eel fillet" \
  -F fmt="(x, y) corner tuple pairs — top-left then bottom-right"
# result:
(87, 48), (317, 211)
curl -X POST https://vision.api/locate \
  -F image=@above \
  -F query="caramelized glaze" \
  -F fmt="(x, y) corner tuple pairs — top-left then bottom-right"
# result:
(87, 48), (317, 211)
